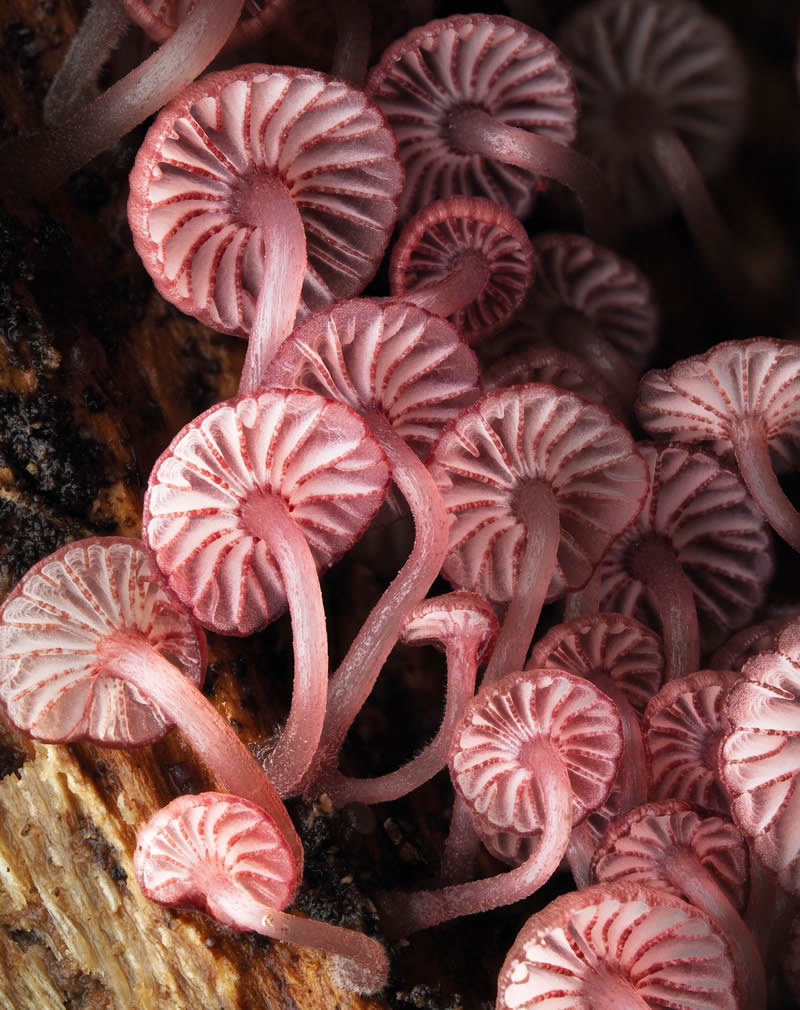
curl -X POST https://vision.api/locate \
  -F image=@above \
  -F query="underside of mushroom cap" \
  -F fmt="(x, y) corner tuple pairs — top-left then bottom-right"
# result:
(128, 64), (403, 336)
(367, 14), (578, 220)
(427, 383), (647, 605)
(497, 881), (738, 1010)
(557, 0), (748, 228)
(0, 537), (206, 747)
(123, 0), (288, 47)
(143, 387), (390, 635)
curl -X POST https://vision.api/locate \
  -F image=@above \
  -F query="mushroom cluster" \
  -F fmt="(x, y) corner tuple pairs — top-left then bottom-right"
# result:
(0, 2), (799, 1009)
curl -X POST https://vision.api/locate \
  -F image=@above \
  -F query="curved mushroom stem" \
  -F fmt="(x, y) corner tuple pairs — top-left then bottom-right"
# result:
(98, 633), (303, 868)
(649, 130), (750, 311)
(376, 743), (572, 938)
(393, 250), (490, 321)
(1, 0), (245, 197)
(441, 795), (482, 884)
(239, 186), (308, 395)
(322, 632), (479, 806)
(331, 0), (372, 85)
(448, 107), (619, 243)
(484, 481), (561, 686)
(308, 411), (450, 789)
(731, 417), (800, 553)
(240, 493), (328, 798)
(627, 537), (700, 681)
(665, 847), (766, 1010)
(43, 0), (131, 126)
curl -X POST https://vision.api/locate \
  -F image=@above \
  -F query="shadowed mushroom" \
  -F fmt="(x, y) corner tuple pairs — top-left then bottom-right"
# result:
(0, 537), (300, 865)
(637, 338), (800, 552)
(143, 387), (390, 796)
(123, 0), (287, 49)
(592, 800), (764, 1010)
(497, 881), (739, 1010)
(376, 668), (623, 937)
(367, 14), (617, 237)
(135, 792), (388, 993)
(711, 617), (796, 672)
(128, 65), (403, 392)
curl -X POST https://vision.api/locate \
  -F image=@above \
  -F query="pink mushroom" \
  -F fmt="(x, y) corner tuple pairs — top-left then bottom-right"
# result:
(0, 536), (301, 866)
(637, 338), (800, 552)
(388, 196), (536, 345)
(123, 0), (287, 50)
(376, 668), (623, 937)
(497, 882), (739, 1010)
(135, 791), (388, 993)
(367, 14), (618, 238)
(143, 387), (391, 796)
(128, 65), (403, 391)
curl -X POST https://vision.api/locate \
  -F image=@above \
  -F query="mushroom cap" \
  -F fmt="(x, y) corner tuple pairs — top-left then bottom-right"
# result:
(128, 64), (403, 337)
(528, 613), (665, 716)
(427, 384), (648, 605)
(449, 668), (622, 849)
(135, 791), (298, 925)
(711, 617), (792, 672)
(400, 591), (498, 663)
(389, 195), (536, 344)
(122, 0), (288, 48)
(557, 0), (748, 228)
(637, 338), (800, 474)
(721, 625), (800, 897)
(591, 443), (774, 653)
(143, 388), (390, 636)
(0, 537), (206, 747)
(497, 882), (738, 1010)
(367, 14), (578, 220)
(487, 232), (660, 375)
(643, 669), (740, 815)
(592, 799), (749, 914)
(263, 299), (481, 458)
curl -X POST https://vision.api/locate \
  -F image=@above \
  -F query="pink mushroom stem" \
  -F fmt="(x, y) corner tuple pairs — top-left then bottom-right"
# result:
(392, 250), (490, 321)
(377, 742), (572, 938)
(730, 416), (800, 553)
(627, 537), (700, 680)
(316, 410), (450, 772)
(649, 130), (748, 308)
(331, 0), (373, 84)
(239, 493), (327, 798)
(322, 630), (479, 806)
(239, 188), (308, 395)
(448, 107), (618, 242)
(3, 0), (245, 196)
(440, 795), (482, 884)
(483, 482), (561, 685)
(664, 846), (766, 1010)
(95, 631), (302, 866)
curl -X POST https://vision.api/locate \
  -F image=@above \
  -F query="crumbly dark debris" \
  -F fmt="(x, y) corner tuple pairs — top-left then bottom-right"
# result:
(72, 820), (127, 886)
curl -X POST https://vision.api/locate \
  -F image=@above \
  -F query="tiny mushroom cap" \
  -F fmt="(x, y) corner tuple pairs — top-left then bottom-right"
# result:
(489, 232), (659, 403)
(557, 0), (748, 230)
(400, 590), (498, 662)
(643, 669), (740, 816)
(388, 195), (536, 345)
(135, 791), (389, 994)
(637, 338), (800, 552)
(587, 443), (775, 679)
(427, 383), (648, 682)
(497, 882), (739, 1010)
(721, 619), (800, 898)
(367, 14), (617, 237)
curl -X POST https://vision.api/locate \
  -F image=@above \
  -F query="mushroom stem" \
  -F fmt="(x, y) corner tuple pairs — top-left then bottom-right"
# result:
(239, 493), (328, 798)
(239, 187), (308, 395)
(665, 847), (766, 1010)
(484, 481), (561, 685)
(323, 632), (479, 806)
(731, 417), (800, 553)
(448, 106), (618, 242)
(396, 250), (490, 321)
(43, 0), (130, 126)
(97, 633), (302, 867)
(331, 0), (372, 84)
(376, 742), (572, 937)
(441, 795), (482, 884)
(312, 410), (450, 780)
(627, 537), (700, 680)
(1, 0), (245, 197)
